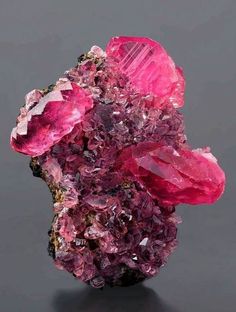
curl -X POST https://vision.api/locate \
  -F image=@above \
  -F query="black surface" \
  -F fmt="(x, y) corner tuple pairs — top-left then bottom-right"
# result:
(1, 1), (236, 311)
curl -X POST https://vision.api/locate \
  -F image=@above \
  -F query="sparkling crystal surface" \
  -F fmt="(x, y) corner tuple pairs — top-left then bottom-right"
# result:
(10, 36), (225, 288)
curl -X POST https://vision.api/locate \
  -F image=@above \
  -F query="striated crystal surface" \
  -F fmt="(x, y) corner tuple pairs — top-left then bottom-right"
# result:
(10, 36), (225, 288)
(106, 36), (185, 108)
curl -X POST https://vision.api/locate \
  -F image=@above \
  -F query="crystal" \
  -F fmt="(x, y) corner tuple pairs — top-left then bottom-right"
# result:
(10, 36), (225, 288)
(11, 81), (93, 156)
(118, 143), (225, 206)
(106, 36), (185, 108)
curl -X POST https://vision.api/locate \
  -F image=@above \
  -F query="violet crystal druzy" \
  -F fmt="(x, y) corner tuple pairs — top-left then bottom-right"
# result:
(10, 37), (225, 288)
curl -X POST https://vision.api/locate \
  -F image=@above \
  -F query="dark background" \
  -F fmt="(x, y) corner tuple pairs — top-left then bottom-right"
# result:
(1, 0), (235, 311)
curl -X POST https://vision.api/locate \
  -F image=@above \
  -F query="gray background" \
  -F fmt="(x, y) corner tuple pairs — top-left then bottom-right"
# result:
(0, 0), (235, 311)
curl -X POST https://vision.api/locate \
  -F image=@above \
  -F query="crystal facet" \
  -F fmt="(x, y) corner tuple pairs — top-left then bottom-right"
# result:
(11, 81), (93, 156)
(106, 36), (185, 108)
(118, 142), (225, 206)
(10, 36), (225, 288)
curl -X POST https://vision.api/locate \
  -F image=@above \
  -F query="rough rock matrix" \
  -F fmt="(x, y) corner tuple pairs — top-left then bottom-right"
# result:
(10, 37), (225, 288)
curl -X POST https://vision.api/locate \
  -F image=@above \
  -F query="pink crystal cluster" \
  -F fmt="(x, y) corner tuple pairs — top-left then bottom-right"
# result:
(10, 37), (225, 288)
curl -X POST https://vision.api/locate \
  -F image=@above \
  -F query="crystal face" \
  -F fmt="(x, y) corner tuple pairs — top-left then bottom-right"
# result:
(11, 81), (93, 156)
(118, 143), (225, 206)
(106, 36), (185, 108)
(10, 36), (225, 288)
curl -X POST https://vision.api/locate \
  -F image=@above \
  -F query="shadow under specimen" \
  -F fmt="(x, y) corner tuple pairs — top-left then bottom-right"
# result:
(52, 284), (180, 312)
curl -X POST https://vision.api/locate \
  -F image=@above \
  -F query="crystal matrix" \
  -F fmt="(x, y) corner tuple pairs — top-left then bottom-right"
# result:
(10, 37), (225, 288)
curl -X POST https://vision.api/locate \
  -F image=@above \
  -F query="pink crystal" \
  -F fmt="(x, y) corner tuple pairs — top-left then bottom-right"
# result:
(106, 36), (185, 108)
(118, 142), (225, 206)
(11, 81), (93, 156)
(10, 36), (225, 288)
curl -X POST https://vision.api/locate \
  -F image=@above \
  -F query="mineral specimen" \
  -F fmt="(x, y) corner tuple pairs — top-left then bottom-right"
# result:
(10, 36), (225, 288)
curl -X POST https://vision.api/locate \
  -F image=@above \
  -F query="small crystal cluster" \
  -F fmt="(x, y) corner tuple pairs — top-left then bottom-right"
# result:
(11, 37), (225, 288)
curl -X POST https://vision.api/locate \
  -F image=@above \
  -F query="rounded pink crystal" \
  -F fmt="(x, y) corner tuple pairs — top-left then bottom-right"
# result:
(118, 142), (225, 206)
(11, 81), (93, 156)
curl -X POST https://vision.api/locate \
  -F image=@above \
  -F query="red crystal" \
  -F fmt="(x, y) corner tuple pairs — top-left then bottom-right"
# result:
(10, 36), (225, 288)
(11, 81), (93, 156)
(118, 142), (225, 206)
(106, 36), (185, 108)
